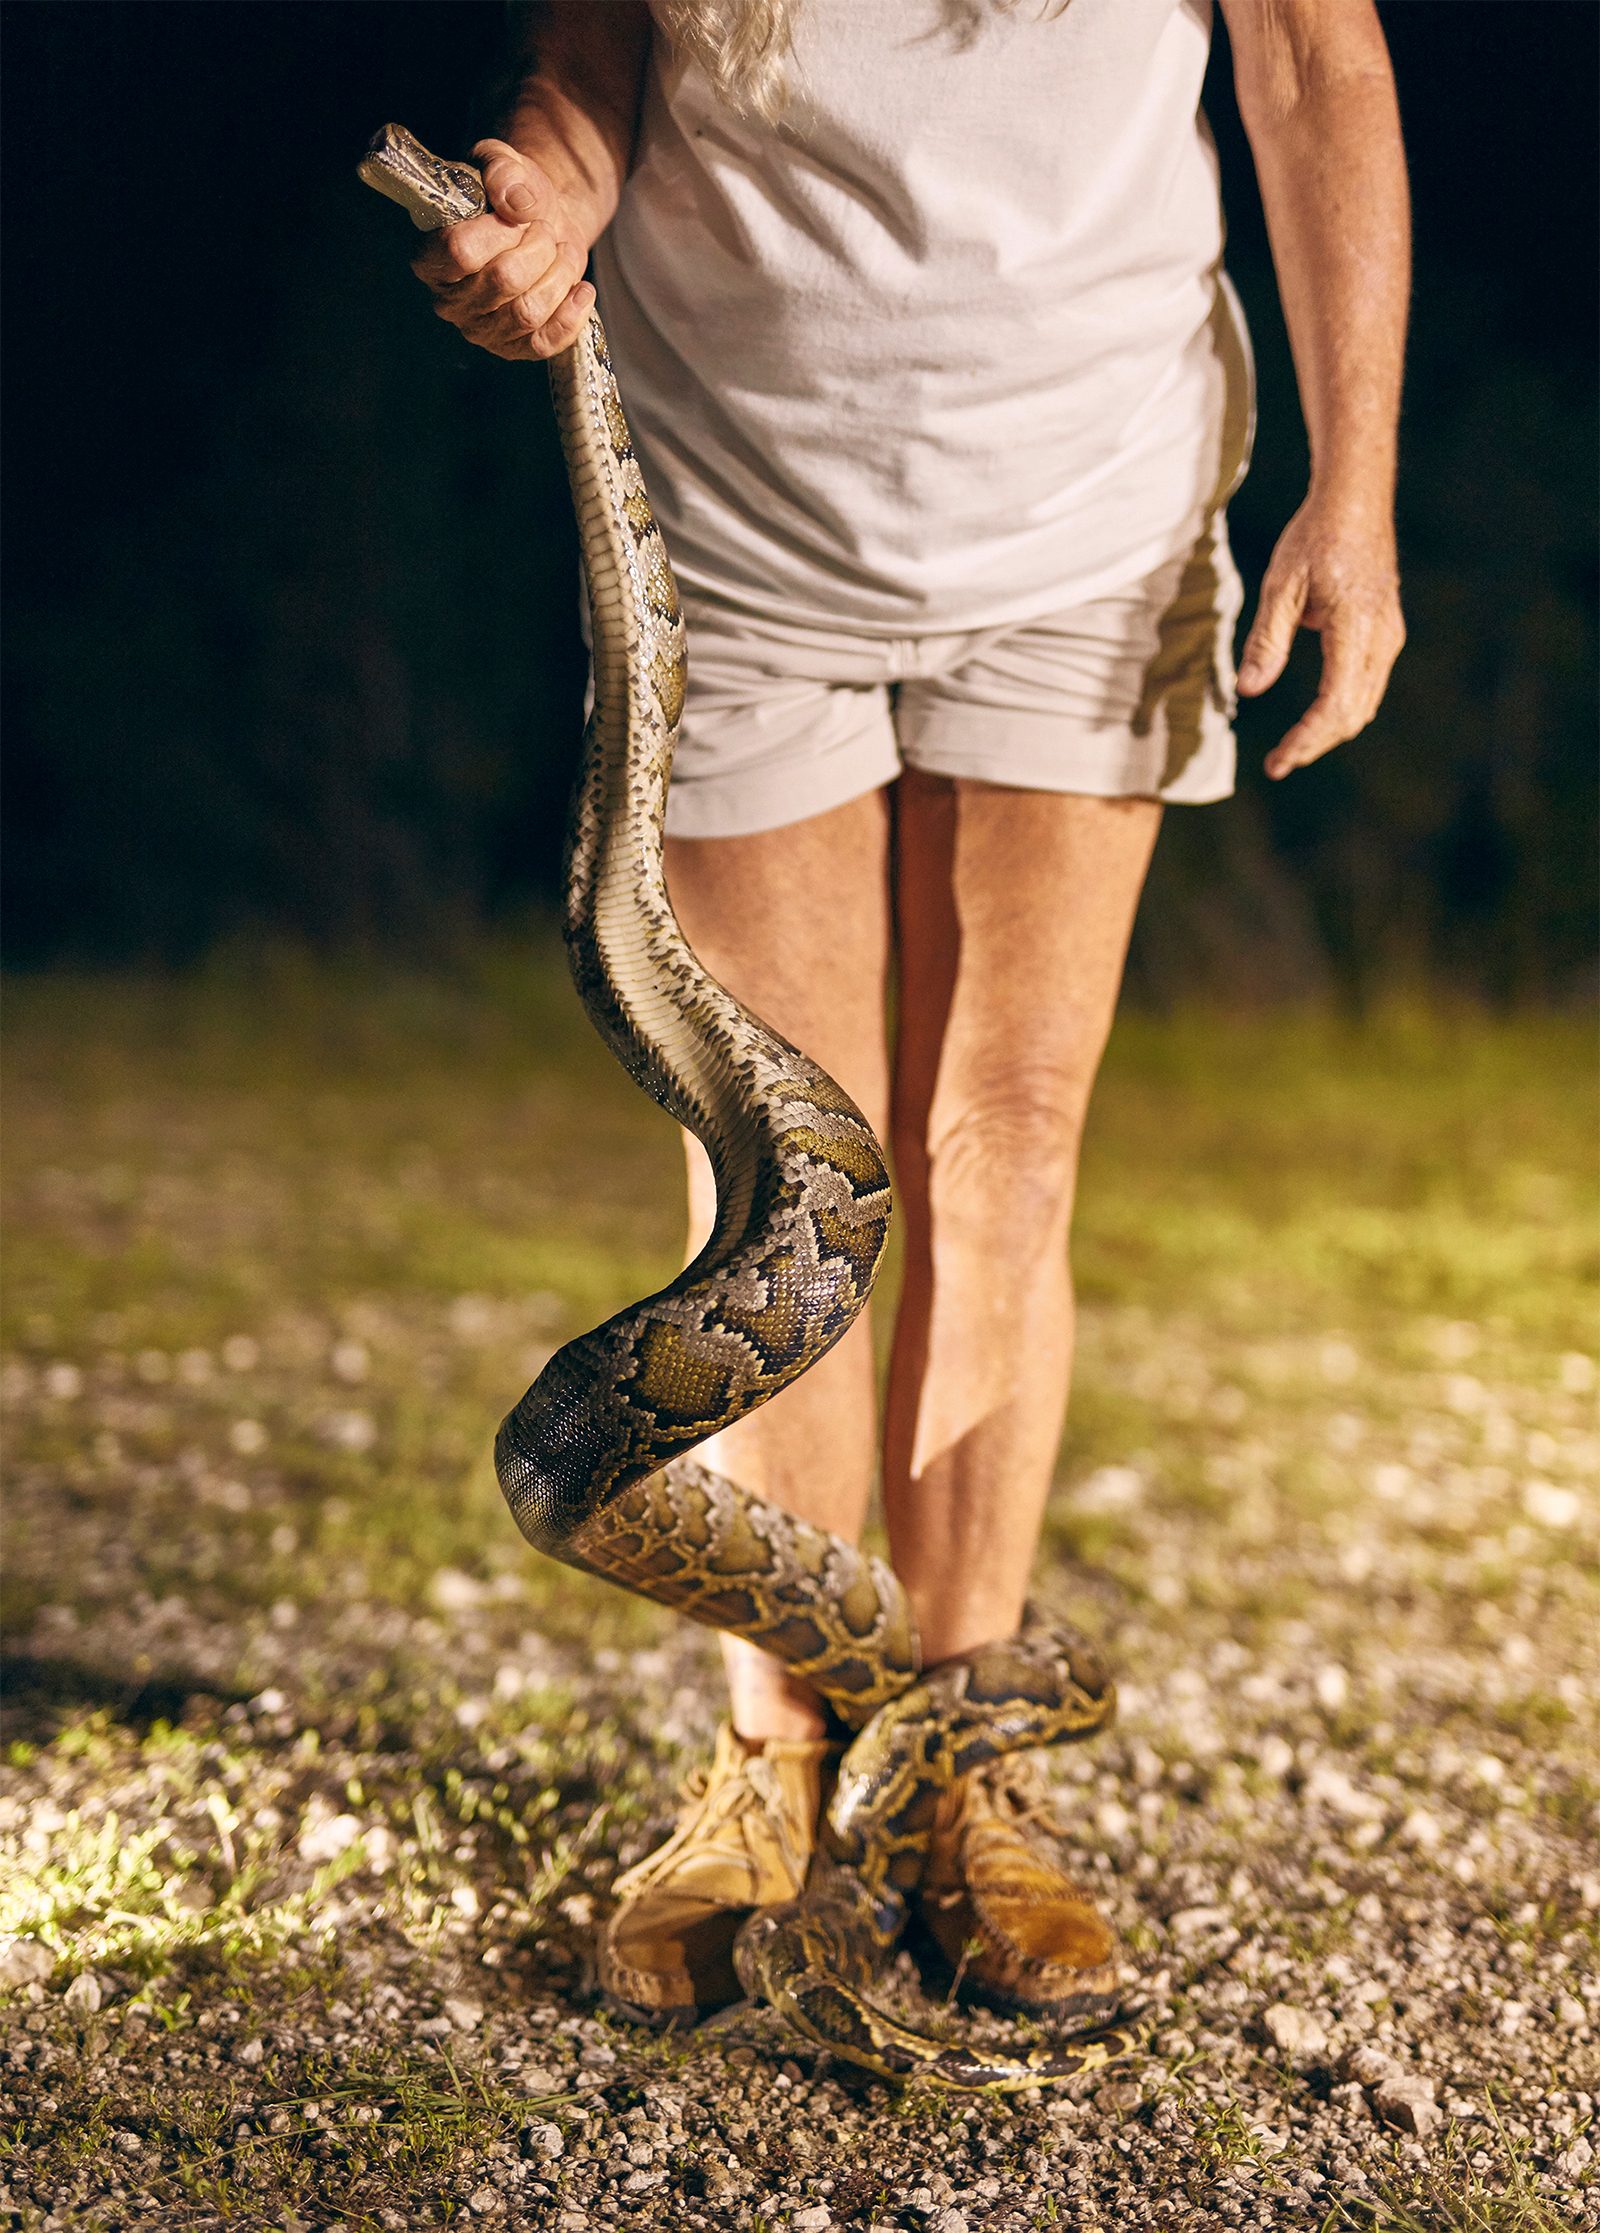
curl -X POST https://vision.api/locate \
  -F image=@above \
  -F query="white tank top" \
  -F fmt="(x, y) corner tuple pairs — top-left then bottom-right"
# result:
(591, 0), (1253, 634)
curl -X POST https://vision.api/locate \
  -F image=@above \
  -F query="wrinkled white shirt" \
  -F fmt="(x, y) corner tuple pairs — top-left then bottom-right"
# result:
(592, 0), (1252, 634)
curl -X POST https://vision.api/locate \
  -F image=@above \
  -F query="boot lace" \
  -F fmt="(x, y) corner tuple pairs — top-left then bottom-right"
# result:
(611, 1750), (810, 1900)
(985, 1751), (1066, 1834)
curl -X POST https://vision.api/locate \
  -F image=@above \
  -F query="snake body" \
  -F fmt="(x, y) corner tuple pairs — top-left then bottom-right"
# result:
(361, 124), (1140, 2088)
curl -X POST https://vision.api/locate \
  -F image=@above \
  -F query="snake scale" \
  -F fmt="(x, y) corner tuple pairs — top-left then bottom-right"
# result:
(361, 122), (1140, 2089)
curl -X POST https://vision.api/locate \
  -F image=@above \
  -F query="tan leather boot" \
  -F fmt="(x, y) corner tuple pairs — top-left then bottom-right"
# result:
(599, 1723), (838, 2025)
(914, 1752), (1121, 2019)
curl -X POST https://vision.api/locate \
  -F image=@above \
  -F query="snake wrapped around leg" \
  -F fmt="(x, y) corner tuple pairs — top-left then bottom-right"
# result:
(360, 124), (1142, 2090)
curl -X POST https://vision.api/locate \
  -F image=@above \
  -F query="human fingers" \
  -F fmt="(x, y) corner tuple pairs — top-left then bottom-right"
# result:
(409, 141), (556, 286)
(456, 279), (597, 363)
(1263, 607), (1381, 778)
(438, 259), (592, 356)
(424, 218), (575, 335)
(475, 138), (558, 226)
(1237, 559), (1309, 698)
(471, 222), (586, 316)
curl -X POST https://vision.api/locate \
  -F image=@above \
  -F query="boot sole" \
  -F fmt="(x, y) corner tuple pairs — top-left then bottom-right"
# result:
(601, 1990), (733, 2033)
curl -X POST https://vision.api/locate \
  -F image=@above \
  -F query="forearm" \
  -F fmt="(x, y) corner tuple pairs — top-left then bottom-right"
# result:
(496, 1), (653, 245)
(1229, 2), (1410, 519)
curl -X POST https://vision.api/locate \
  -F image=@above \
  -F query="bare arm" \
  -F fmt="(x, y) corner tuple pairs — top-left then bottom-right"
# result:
(1219, 0), (1410, 777)
(412, 1), (652, 361)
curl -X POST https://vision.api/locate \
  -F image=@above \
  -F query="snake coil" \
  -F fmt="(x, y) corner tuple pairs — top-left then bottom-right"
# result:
(361, 123), (1140, 2088)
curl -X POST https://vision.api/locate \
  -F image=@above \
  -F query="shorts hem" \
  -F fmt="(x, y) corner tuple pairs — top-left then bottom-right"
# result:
(901, 719), (1238, 807)
(663, 740), (902, 839)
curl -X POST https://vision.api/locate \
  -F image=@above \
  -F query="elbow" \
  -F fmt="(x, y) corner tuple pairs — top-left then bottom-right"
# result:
(1231, 8), (1399, 138)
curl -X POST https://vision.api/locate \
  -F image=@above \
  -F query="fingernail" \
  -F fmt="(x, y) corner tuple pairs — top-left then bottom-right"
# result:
(507, 184), (537, 218)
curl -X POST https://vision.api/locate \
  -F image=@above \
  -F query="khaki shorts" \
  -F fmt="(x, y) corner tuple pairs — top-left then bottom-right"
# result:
(662, 509), (1247, 838)
(646, 275), (1256, 839)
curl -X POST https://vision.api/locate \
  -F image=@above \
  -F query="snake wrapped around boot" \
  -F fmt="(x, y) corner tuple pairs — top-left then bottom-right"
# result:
(360, 124), (1142, 2089)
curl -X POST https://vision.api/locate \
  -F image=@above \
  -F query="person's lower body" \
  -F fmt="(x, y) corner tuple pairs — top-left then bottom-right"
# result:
(598, 523), (1244, 2021)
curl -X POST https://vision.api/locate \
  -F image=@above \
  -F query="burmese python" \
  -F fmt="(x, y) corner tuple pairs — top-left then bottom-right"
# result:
(360, 122), (1139, 2089)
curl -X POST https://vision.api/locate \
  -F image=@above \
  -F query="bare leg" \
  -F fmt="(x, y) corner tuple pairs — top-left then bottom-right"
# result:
(664, 789), (893, 1740)
(884, 773), (1162, 1662)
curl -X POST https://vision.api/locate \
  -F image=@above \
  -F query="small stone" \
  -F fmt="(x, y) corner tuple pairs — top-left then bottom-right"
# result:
(1249, 2126), (1290, 2157)
(431, 1567), (486, 1613)
(1302, 1762), (1384, 1822)
(43, 1361), (82, 1399)
(417, 2016), (454, 2039)
(232, 2038), (266, 2066)
(444, 1996), (484, 2033)
(1342, 2044), (1399, 2088)
(1371, 2071), (1439, 2138)
(792, 2210), (832, 2232)
(0, 1940), (54, 1989)
(926, 2213), (969, 2233)
(319, 1408), (376, 1453)
(1170, 1905), (1230, 1939)
(1398, 1807), (1443, 1850)
(1256, 1735), (1295, 1780)
(113, 2131), (143, 2155)
(1095, 1798), (1133, 1841)
(330, 1339), (370, 1383)
(1556, 2136), (1594, 2176)
(1522, 1480), (1581, 1529)
(1557, 1996), (1587, 2030)
(62, 1971), (102, 2013)
(1313, 1666), (1350, 1714)
(298, 1810), (363, 1865)
(466, 2186), (502, 2215)
(1262, 2004), (1328, 2060)
(523, 2121), (564, 2159)
(1075, 1465), (1145, 1513)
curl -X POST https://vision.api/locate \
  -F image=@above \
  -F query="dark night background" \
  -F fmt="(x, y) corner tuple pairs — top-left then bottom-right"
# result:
(2, 0), (1595, 1001)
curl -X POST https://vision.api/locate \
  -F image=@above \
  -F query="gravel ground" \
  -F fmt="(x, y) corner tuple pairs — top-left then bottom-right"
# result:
(1, 960), (1594, 2229)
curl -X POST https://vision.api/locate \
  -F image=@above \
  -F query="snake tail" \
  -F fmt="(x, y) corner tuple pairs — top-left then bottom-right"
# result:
(738, 1868), (1141, 2092)
(736, 1629), (1142, 2088)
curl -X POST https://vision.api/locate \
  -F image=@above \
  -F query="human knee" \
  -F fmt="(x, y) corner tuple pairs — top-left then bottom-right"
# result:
(921, 1064), (1091, 1220)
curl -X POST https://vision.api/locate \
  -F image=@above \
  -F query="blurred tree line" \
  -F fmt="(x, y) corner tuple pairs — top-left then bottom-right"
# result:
(3, 3), (1594, 1003)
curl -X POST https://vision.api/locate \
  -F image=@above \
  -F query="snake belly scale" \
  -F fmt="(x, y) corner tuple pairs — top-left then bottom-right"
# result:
(360, 122), (1141, 2089)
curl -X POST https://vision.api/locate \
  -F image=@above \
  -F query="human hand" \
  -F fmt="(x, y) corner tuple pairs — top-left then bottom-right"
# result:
(410, 138), (595, 361)
(1238, 494), (1406, 778)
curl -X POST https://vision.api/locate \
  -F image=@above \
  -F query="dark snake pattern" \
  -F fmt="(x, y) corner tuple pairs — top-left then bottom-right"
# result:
(361, 123), (1141, 2087)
